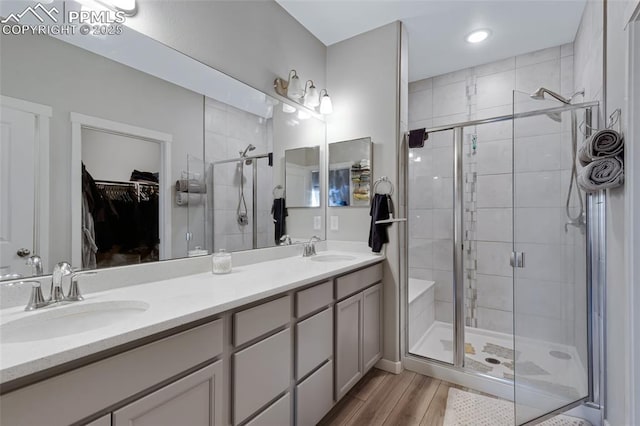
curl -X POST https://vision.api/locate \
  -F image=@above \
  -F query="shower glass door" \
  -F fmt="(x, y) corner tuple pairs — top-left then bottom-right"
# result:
(512, 90), (590, 424)
(406, 128), (456, 365)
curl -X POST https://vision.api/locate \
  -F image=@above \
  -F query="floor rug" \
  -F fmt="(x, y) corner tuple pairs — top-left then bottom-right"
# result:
(443, 388), (592, 426)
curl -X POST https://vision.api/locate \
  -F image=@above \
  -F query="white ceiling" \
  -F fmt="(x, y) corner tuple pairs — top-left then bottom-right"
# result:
(275, 0), (586, 82)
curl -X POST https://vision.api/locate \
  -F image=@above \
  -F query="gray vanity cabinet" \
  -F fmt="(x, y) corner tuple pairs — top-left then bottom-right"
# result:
(335, 265), (383, 401)
(335, 293), (363, 400)
(363, 284), (383, 371)
(113, 361), (223, 426)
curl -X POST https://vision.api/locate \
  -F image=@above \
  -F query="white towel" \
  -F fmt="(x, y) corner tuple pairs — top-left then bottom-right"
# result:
(175, 179), (205, 193)
(577, 156), (624, 192)
(175, 192), (203, 206)
(578, 129), (624, 166)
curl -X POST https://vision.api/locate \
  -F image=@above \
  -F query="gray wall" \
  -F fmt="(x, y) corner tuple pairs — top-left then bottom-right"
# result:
(603, 1), (637, 424)
(82, 129), (161, 182)
(0, 33), (204, 265)
(326, 22), (403, 364)
(126, 0), (327, 96)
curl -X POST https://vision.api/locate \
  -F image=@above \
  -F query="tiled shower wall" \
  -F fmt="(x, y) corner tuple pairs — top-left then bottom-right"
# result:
(204, 97), (275, 252)
(408, 43), (578, 341)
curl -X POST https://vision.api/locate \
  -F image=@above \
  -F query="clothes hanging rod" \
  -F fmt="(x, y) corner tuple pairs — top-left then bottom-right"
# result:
(409, 100), (600, 135)
(212, 152), (271, 165)
(94, 179), (158, 186)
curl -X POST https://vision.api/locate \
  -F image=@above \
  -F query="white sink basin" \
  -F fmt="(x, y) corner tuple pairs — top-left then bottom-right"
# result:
(309, 254), (357, 262)
(1, 300), (149, 343)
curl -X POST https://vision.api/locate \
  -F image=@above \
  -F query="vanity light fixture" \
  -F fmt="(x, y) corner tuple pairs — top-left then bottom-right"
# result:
(319, 89), (333, 115)
(303, 80), (320, 108)
(274, 70), (332, 114)
(466, 29), (491, 44)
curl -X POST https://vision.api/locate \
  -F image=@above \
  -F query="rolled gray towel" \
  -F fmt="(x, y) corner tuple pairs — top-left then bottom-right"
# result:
(578, 129), (624, 166)
(175, 179), (205, 193)
(577, 156), (624, 192)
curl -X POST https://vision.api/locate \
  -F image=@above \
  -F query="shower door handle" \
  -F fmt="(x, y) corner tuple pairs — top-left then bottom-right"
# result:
(510, 251), (525, 268)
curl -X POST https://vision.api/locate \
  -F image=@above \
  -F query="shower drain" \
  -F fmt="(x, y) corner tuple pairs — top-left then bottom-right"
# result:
(484, 357), (501, 365)
(549, 350), (572, 360)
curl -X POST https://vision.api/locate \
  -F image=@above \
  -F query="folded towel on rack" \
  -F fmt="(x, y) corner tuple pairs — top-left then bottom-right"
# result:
(409, 129), (426, 149)
(175, 192), (204, 206)
(369, 194), (392, 253)
(271, 198), (288, 245)
(175, 179), (206, 193)
(577, 156), (624, 192)
(578, 129), (624, 166)
(131, 170), (159, 183)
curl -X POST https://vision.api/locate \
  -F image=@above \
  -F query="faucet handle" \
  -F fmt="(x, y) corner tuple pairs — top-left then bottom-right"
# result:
(279, 235), (292, 246)
(24, 281), (47, 311)
(65, 271), (96, 302)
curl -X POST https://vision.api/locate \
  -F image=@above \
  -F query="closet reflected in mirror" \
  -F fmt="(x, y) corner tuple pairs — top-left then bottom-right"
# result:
(80, 127), (164, 269)
(285, 146), (320, 208)
(328, 138), (372, 207)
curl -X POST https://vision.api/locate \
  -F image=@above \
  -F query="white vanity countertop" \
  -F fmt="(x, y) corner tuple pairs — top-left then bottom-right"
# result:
(0, 249), (384, 385)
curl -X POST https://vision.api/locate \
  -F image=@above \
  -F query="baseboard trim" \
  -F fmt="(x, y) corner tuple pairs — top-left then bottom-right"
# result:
(375, 358), (403, 374)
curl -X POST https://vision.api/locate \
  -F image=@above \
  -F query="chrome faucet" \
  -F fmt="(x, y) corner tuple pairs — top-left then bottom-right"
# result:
(279, 235), (292, 246)
(26, 255), (43, 276)
(49, 262), (73, 303)
(302, 236), (321, 257)
(24, 262), (94, 311)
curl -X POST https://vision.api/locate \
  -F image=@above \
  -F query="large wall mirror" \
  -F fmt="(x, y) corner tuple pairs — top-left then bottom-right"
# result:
(0, 0), (326, 281)
(328, 138), (372, 207)
(285, 147), (321, 208)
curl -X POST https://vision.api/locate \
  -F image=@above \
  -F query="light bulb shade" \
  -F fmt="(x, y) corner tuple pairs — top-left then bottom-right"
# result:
(304, 84), (320, 108)
(288, 74), (304, 99)
(319, 93), (333, 114)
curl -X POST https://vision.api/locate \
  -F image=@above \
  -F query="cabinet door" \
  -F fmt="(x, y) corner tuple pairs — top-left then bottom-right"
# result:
(335, 293), (363, 400)
(113, 361), (222, 426)
(363, 284), (383, 372)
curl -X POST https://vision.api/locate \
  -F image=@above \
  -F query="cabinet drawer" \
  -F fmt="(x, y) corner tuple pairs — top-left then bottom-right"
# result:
(234, 296), (291, 346)
(296, 307), (333, 380)
(233, 328), (291, 425)
(0, 319), (223, 426)
(296, 361), (333, 426)
(336, 263), (383, 300)
(84, 414), (111, 426)
(296, 280), (333, 317)
(245, 392), (290, 426)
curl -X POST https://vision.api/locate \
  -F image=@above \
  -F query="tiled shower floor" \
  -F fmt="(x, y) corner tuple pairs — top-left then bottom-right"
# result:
(410, 321), (588, 400)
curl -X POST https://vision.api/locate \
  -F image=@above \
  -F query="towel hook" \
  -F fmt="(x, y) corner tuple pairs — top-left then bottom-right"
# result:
(273, 184), (285, 198)
(607, 108), (622, 133)
(373, 176), (394, 195)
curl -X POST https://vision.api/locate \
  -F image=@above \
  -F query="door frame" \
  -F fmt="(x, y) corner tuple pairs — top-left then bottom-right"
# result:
(0, 95), (52, 273)
(70, 112), (172, 266)
(626, 6), (640, 426)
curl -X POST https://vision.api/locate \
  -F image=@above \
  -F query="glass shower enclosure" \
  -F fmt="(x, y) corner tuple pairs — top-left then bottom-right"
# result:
(404, 90), (601, 424)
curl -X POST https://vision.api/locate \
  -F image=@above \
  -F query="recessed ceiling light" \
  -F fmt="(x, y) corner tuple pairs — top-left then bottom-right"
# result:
(466, 29), (491, 44)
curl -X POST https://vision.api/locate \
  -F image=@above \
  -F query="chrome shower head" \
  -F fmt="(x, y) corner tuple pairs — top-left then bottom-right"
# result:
(240, 144), (256, 157)
(530, 87), (571, 104)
